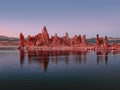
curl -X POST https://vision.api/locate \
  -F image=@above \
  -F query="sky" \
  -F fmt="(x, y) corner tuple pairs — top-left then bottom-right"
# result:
(0, 0), (120, 38)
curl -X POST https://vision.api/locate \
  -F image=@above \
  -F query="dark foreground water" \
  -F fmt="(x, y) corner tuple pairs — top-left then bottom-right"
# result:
(0, 50), (120, 90)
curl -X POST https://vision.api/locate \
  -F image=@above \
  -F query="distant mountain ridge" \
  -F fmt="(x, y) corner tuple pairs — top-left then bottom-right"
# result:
(87, 37), (120, 43)
(0, 36), (19, 41)
(0, 35), (120, 43)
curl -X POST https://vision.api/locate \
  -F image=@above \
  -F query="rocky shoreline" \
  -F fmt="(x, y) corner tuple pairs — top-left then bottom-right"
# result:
(0, 46), (17, 50)
(18, 45), (120, 52)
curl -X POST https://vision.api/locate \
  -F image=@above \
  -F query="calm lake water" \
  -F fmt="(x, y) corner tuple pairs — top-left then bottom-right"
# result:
(0, 49), (120, 90)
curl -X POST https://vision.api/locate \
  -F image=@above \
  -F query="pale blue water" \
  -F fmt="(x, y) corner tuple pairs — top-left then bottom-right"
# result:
(0, 50), (120, 90)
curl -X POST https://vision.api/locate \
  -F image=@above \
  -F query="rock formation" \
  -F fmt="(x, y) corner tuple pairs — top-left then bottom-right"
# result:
(18, 26), (120, 51)
(41, 26), (50, 46)
(95, 34), (105, 46)
(19, 33), (25, 46)
(103, 36), (108, 47)
(63, 33), (70, 46)
(19, 26), (87, 48)
(51, 33), (62, 46)
(96, 34), (100, 46)
(81, 35), (87, 45)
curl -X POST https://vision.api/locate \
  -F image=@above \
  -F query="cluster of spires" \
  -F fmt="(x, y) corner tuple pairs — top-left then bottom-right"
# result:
(18, 26), (120, 50)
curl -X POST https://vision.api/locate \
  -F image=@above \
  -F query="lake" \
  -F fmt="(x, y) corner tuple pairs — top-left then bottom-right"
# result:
(0, 49), (120, 90)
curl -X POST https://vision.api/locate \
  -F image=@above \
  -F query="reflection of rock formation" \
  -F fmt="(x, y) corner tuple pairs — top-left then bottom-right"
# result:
(96, 50), (109, 66)
(28, 50), (50, 72)
(81, 50), (87, 64)
(19, 50), (88, 72)
(50, 50), (87, 64)
(19, 49), (120, 72)
(72, 50), (87, 64)
(19, 50), (25, 69)
(50, 50), (69, 64)
(39, 51), (49, 72)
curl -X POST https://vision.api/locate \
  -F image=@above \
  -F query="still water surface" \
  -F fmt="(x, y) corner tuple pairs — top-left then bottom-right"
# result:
(0, 50), (120, 90)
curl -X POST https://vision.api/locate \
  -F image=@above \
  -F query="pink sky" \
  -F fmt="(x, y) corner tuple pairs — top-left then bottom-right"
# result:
(0, 0), (120, 38)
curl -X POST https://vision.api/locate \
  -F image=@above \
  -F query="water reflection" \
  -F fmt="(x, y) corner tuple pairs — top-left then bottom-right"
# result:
(19, 50), (25, 69)
(96, 50), (109, 66)
(96, 50), (120, 66)
(19, 50), (120, 72)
